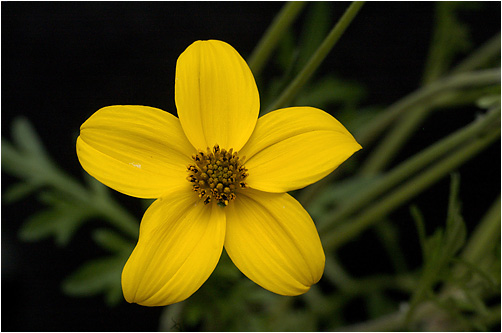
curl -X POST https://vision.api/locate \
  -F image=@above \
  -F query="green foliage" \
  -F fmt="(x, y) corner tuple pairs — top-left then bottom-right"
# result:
(2, 117), (138, 305)
(408, 175), (467, 319)
(260, 1), (368, 116)
(405, 174), (500, 331)
(307, 174), (380, 226)
(2, 1), (500, 331)
(62, 229), (133, 306)
(422, 2), (477, 83)
(62, 256), (127, 306)
(2, 118), (57, 193)
(18, 192), (95, 246)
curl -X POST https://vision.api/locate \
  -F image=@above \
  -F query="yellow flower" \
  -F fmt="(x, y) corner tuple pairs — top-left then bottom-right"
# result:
(76, 40), (361, 306)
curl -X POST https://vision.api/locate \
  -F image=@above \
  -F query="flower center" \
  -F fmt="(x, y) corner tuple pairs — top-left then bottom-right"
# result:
(186, 144), (248, 206)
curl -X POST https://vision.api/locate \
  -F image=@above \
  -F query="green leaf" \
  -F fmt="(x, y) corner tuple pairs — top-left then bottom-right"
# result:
(62, 256), (126, 306)
(85, 173), (109, 198)
(18, 209), (61, 242)
(443, 173), (467, 257)
(12, 117), (48, 159)
(3, 182), (40, 203)
(411, 205), (428, 262)
(92, 229), (134, 254)
(18, 192), (96, 246)
(2, 118), (56, 184)
(1, 139), (34, 178)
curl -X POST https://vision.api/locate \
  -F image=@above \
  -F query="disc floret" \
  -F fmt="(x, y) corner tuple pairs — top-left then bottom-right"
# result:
(187, 144), (248, 206)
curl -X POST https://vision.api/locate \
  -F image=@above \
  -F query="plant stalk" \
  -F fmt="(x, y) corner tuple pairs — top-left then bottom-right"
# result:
(248, 1), (307, 76)
(266, 1), (365, 112)
(322, 125), (500, 250)
(319, 107), (500, 232)
(356, 68), (501, 148)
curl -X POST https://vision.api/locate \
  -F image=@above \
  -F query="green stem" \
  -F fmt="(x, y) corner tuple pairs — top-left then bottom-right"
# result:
(452, 33), (501, 74)
(319, 107), (500, 232)
(360, 33), (501, 176)
(52, 171), (139, 238)
(298, 69), (500, 207)
(335, 308), (408, 331)
(158, 302), (185, 331)
(266, 1), (365, 112)
(95, 197), (139, 238)
(322, 126), (500, 251)
(421, 3), (450, 84)
(247, 1), (307, 76)
(323, 254), (354, 289)
(339, 297), (501, 331)
(359, 96), (442, 176)
(356, 68), (501, 147)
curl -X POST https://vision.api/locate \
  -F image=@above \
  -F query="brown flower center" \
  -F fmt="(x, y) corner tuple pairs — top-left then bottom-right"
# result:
(186, 144), (248, 206)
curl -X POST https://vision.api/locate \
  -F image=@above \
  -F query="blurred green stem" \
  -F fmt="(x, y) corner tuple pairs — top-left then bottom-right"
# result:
(319, 107), (500, 233)
(158, 302), (185, 331)
(357, 68), (501, 148)
(461, 196), (501, 263)
(54, 172), (139, 238)
(322, 119), (500, 250)
(360, 31), (501, 176)
(359, 93), (456, 176)
(298, 68), (500, 206)
(248, 1), (306, 76)
(338, 301), (501, 331)
(452, 33), (501, 74)
(92, 196), (139, 238)
(266, 1), (365, 112)
(325, 255), (415, 294)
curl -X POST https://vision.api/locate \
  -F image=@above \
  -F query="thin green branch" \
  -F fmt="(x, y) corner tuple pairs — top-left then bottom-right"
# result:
(247, 1), (307, 76)
(335, 307), (409, 331)
(360, 87), (501, 176)
(452, 33), (501, 74)
(356, 68), (501, 148)
(48, 172), (139, 238)
(298, 68), (500, 206)
(359, 95), (444, 176)
(337, 291), (501, 331)
(322, 125), (500, 251)
(266, 1), (365, 112)
(360, 32), (501, 176)
(92, 195), (140, 238)
(319, 107), (500, 232)
(2, 118), (140, 239)
(158, 302), (186, 331)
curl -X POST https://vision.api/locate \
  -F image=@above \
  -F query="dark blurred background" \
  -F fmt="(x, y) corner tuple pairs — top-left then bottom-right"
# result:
(2, 1), (500, 331)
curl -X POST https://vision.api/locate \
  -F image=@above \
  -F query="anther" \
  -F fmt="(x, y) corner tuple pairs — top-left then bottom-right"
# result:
(186, 144), (248, 206)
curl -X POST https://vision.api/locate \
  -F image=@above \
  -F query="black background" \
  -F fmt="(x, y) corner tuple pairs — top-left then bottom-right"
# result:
(2, 2), (500, 331)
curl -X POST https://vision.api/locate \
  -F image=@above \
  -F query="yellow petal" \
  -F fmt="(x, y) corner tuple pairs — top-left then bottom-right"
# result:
(240, 107), (362, 192)
(77, 105), (195, 198)
(175, 40), (259, 151)
(225, 189), (325, 296)
(122, 186), (226, 306)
